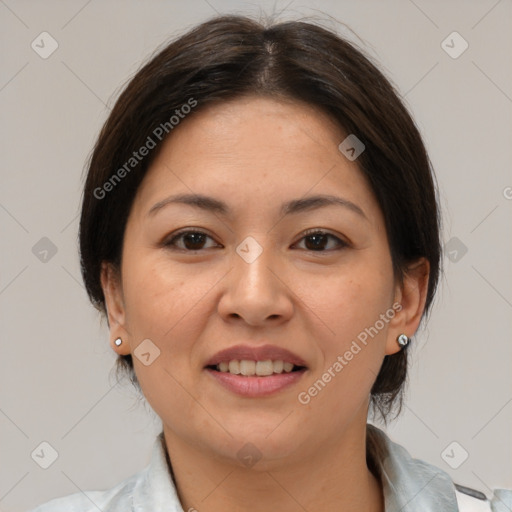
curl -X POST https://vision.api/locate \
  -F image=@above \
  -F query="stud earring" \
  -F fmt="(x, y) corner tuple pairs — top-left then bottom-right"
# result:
(114, 338), (123, 346)
(397, 334), (409, 348)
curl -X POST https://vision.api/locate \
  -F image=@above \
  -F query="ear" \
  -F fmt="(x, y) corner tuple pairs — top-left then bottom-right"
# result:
(385, 257), (430, 356)
(100, 262), (131, 355)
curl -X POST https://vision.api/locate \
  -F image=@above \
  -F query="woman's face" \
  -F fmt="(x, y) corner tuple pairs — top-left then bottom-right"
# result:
(103, 96), (424, 467)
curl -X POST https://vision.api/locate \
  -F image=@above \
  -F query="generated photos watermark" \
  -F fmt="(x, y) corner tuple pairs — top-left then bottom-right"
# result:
(297, 302), (402, 405)
(93, 97), (198, 200)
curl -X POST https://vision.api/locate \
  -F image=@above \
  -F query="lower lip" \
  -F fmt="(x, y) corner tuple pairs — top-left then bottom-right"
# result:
(205, 368), (306, 397)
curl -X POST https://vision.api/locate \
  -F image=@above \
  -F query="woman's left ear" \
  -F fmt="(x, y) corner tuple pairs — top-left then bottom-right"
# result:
(386, 257), (430, 355)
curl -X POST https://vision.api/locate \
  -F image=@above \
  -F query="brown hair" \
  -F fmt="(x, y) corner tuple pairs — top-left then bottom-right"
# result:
(79, 14), (442, 420)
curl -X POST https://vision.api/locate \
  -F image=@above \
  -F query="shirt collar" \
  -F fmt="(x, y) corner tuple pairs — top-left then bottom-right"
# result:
(367, 424), (459, 511)
(132, 432), (183, 511)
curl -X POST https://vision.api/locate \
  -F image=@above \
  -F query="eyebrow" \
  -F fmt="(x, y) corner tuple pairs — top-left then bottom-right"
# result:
(147, 193), (368, 220)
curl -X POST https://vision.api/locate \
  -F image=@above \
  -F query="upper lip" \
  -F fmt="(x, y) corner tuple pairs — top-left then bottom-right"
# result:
(205, 344), (307, 368)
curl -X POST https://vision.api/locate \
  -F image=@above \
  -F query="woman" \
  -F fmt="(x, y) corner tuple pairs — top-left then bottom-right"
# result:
(30, 14), (511, 512)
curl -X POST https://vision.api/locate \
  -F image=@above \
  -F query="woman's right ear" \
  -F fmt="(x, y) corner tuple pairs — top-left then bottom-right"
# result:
(100, 262), (131, 355)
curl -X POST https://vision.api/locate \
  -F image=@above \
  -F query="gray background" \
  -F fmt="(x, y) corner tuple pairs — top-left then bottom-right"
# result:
(1, 0), (511, 510)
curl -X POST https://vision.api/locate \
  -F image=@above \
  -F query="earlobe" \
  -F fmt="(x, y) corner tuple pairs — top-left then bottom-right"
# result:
(100, 262), (131, 355)
(385, 257), (430, 356)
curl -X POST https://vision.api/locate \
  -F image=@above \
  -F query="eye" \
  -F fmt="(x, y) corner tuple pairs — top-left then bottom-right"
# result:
(293, 229), (348, 252)
(164, 230), (221, 251)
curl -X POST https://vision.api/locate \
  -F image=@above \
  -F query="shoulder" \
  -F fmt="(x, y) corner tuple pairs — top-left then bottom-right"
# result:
(28, 433), (184, 512)
(27, 471), (141, 512)
(366, 424), (512, 512)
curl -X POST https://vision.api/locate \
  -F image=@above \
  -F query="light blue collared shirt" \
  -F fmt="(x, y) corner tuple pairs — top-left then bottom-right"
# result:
(29, 425), (512, 511)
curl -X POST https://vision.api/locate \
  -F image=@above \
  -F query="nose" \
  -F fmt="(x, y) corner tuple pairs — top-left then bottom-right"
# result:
(217, 240), (294, 327)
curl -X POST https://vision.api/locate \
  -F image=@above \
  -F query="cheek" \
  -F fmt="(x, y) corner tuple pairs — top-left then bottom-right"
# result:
(296, 255), (394, 415)
(122, 254), (209, 337)
(294, 273), (392, 434)
(119, 254), (214, 414)
(299, 260), (394, 346)
(120, 252), (230, 393)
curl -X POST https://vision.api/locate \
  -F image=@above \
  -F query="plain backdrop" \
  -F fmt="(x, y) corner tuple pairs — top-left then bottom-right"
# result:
(1, 1), (511, 510)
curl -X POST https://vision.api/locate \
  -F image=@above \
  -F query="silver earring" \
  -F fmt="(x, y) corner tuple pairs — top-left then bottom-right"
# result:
(397, 334), (409, 348)
(114, 337), (123, 346)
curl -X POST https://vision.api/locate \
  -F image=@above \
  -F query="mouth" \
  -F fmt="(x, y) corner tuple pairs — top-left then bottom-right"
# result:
(204, 345), (308, 397)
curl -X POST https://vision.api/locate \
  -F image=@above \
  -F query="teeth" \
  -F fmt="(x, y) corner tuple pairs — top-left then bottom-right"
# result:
(228, 360), (240, 375)
(273, 360), (284, 373)
(255, 360), (274, 376)
(215, 360), (299, 376)
(240, 360), (256, 376)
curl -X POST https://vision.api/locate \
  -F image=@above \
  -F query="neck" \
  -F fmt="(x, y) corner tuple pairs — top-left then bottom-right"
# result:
(162, 420), (384, 512)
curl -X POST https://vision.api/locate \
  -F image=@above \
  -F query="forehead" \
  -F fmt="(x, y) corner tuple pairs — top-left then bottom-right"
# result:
(168, 96), (346, 164)
(131, 96), (380, 225)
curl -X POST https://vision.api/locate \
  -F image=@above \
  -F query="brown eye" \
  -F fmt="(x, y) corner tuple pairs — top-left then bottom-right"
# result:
(295, 230), (347, 252)
(165, 230), (219, 251)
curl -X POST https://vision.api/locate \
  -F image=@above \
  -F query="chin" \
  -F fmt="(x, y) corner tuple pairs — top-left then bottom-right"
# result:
(211, 421), (306, 468)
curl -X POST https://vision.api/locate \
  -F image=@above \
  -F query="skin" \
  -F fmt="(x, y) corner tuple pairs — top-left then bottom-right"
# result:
(101, 96), (429, 512)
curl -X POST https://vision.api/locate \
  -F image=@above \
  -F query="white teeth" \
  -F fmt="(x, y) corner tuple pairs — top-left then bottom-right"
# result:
(228, 360), (240, 374)
(214, 359), (300, 376)
(273, 360), (284, 374)
(255, 360), (274, 376)
(240, 360), (256, 376)
(283, 361), (294, 372)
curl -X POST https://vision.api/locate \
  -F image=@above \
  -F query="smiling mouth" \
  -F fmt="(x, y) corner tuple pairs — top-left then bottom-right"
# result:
(206, 360), (307, 377)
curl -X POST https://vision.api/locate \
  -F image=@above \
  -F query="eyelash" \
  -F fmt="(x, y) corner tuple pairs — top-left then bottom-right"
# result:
(163, 228), (348, 253)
